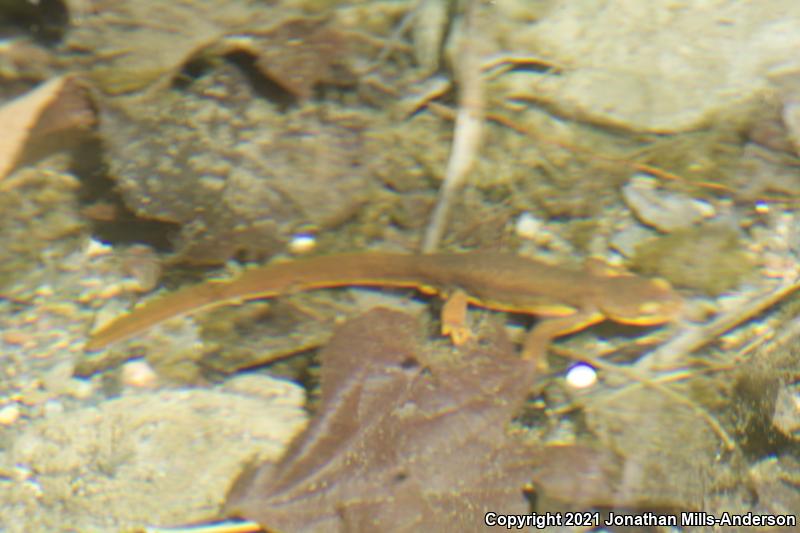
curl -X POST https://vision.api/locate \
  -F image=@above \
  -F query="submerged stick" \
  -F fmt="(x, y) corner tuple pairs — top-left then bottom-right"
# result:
(421, 0), (484, 252)
(634, 276), (800, 372)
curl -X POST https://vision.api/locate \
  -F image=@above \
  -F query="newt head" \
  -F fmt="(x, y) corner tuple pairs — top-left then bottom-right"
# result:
(593, 275), (683, 326)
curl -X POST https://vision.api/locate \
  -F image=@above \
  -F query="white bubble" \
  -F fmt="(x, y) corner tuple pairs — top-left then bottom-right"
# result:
(565, 362), (597, 389)
(288, 233), (317, 254)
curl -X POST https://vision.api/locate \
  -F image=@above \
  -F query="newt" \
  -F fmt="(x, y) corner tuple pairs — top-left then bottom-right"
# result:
(85, 251), (683, 366)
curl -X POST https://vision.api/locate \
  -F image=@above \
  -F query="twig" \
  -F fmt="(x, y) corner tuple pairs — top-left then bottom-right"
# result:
(634, 276), (800, 373)
(550, 276), (800, 452)
(370, 0), (420, 69)
(572, 351), (736, 451)
(421, 0), (484, 253)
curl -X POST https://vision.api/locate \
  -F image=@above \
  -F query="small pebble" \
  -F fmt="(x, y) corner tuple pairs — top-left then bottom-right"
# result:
(10, 465), (33, 482)
(67, 378), (94, 399)
(121, 244), (162, 292)
(34, 285), (54, 297)
(0, 403), (21, 425)
(288, 233), (317, 254)
(609, 224), (654, 258)
(515, 212), (543, 240)
(773, 383), (800, 439)
(85, 237), (113, 258)
(3, 331), (30, 345)
(44, 302), (80, 318)
(42, 361), (76, 394)
(96, 284), (125, 300)
(79, 278), (103, 289)
(121, 359), (159, 389)
(623, 174), (714, 232)
(43, 400), (64, 417)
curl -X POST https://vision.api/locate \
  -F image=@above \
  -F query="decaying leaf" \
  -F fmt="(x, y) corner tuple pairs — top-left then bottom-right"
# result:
(243, 17), (349, 101)
(65, 0), (353, 98)
(0, 75), (95, 181)
(64, 0), (265, 94)
(225, 308), (538, 532)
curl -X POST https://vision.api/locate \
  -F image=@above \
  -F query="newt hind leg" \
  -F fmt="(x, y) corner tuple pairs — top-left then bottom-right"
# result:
(522, 310), (605, 372)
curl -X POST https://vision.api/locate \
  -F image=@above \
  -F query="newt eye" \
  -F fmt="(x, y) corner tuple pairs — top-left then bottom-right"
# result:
(652, 278), (672, 290)
(639, 301), (663, 316)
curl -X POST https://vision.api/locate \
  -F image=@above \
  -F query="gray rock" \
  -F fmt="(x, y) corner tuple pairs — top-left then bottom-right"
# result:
(623, 174), (713, 232)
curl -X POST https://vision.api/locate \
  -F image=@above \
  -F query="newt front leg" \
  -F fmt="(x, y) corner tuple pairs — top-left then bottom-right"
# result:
(441, 289), (472, 345)
(442, 291), (606, 372)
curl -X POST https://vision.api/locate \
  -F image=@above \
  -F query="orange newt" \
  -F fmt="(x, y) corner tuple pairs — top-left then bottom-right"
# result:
(85, 251), (683, 365)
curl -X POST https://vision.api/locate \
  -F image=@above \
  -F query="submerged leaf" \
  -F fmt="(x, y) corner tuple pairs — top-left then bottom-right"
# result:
(246, 17), (349, 101)
(0, 76), (95, 181)
(225, 308), (538, 532)
(65, 1), (353, 98)
(64, 0), (264, 94)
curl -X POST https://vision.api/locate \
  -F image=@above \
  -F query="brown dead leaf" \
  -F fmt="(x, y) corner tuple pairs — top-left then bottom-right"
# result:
(0, 76), (95, 181)
(247, 18), (348, 101)
(64, 0), (266, 94)
(65, 1), (354, 98)
(225, 308), (538, 532)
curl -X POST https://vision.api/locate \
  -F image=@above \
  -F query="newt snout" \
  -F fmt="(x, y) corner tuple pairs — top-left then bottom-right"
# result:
(593, 275), (683, 326)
